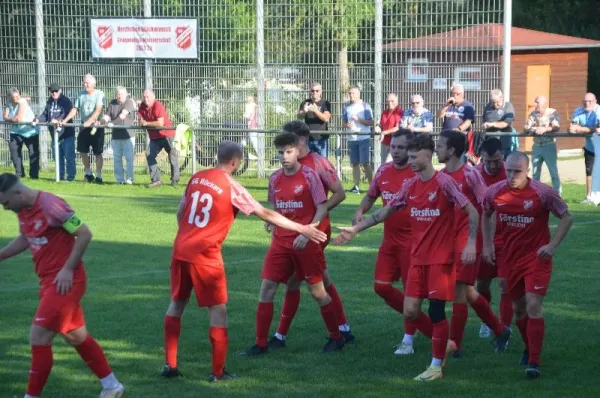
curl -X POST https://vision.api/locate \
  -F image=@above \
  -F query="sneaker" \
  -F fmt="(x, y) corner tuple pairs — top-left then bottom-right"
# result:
(393, 342), (415, 355)
(349, 185), (360, 194)
(161, 364), (183, 378)
(267, 336), (286, 350)
(479, 323), (492, 339)
(322, 337), (344, 353)
(208, 369), (237, 383)
(413, 365), (443, 381)
(170, 181), (179, 187)
(341, 330), (355, 343)
(148, 180), (162, 188)
(441, 339), (458, 368)
(126, 179), (133, 185)
(99, 382), (125, 398)
(95, 177), (103, 184)
(525, 363), (541, 379)
(117, 181), (125, 185)
(492, 326), (512, 353)
(520, 350), (529, 367)
(239, 344), (268, 356)
(580, 198), (594, 205)
(84, 174), (95, 183)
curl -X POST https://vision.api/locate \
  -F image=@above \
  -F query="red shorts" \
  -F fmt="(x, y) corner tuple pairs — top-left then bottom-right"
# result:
(405, 263), (456, 301)
(507, 258), (552, 301)
(261, 241), (326, 285)
(170, 254), (227, 308)
(34, 280), (86, 334)
(455, 252), (481, 286)
(478, 245), (503, 280)
(374, 243), (410, 285)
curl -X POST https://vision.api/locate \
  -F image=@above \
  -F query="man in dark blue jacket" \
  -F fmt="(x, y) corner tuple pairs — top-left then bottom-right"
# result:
(35, 84), (76, 181)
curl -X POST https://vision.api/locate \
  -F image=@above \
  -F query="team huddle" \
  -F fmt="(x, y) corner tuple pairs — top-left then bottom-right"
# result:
(0, 121), (573, 396)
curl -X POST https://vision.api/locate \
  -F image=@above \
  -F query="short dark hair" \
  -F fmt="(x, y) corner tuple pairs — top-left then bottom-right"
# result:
(440, 130), (467, 157)
(282, 120), (311, 138)
(0, 173), (19, 193)
(507, 151), (530, 167)
(217, 141), (244, 164)
(480, 137), (503, 156)
(274, 132), (299, 148)
(407, 133), (435, 152)
(392, 128), (415, 141)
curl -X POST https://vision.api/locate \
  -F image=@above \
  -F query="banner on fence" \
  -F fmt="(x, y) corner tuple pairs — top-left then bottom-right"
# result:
(90, 18), (198, 59)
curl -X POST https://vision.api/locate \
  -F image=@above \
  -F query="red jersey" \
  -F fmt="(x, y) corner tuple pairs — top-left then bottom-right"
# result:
(380, 107), (403, 146)
(268, 165), (327, 249)
(389, 171), (470, 266)
(18, 192), (85, 285)
(442, 164), (486, 252)
(476, 162), (508, 247)
(137, 100), (175, 139)
(173, 168), (261, 262)
(483, 178), (568, 271)
(367, 162), (415, 250)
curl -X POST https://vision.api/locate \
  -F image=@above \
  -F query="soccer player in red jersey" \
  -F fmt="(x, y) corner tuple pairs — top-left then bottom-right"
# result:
(264, 120), (353, 349)
(353, 130), (420, 355)
(162, 141), (327, 382)
(475, 138), (514, 337)
(437, 131), (511, 357)
(482, 151), (572, 379)
(242, 132), (344, 355)
(0, 173), (124, 398)
(334, 134), (479, 381)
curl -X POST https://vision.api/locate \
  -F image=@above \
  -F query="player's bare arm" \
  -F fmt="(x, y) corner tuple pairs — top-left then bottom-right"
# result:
(53, 219), (92, 296)
(293, 202), (329, 250)
(334, 205), (395, 245)
(325, 180), (346, 211)
(538, 211), (573, 259)
(253, 205), (327, 244)
(353, 195), (376, 225)
(481, 211), (495, 265)
(461, 202), (479, 264)
(0, 233), (29, 262)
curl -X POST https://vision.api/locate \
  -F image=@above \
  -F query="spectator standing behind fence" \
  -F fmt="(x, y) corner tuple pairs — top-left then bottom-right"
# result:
(297, 83), (332, 157)
(482, 89), (515, 159)
(244, 95), (259, 155)
(524, 95), (561, 194)
(61, 74), (105, 184)
(343, 86), (374, 194)
(35, 84), (76, 182)
(569, 92), (600, 204)
(3, 88), (39, 179)
(399, 94), (434, 134)
(437, 83), (476, 162)
(103, 86), (137, 185)
(591, 122), (600, 205)
(374, 93), (403, 164)
(138, 89), (179, 188)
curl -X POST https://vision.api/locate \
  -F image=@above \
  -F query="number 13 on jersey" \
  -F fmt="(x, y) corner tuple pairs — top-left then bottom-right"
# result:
(188, 191), (213, 228)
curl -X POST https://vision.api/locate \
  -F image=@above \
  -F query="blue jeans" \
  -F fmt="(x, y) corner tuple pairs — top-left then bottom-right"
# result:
(309, 137), (329, 157)
(51, 135), (76, 181)
(112, 138), (135, 183)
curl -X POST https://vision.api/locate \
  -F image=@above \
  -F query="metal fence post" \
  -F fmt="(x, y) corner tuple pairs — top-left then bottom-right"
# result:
(35, 0), (49, 173)
(502, 0), (512, 101)
(191, 128), (197, 174)
(256, 0), (266, 178)
(373, 0), (383, 171)
(54, 130), (59, 182)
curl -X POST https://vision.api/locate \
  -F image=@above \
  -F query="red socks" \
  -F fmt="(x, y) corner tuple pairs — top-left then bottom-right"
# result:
(431, 319), (449, 360)
(527, 317), (545, 365)
(256, 302), (274, 347)
(27, 345), (53, 397)
(516, 316), (529, 349)
(500, 293), (514, 327)
(410, 312), (433, 339)
(326, 283), (348, 326)
(164, 315), (181, 367)
(404, 318), (417, 336)
(374, 283), (405, 313)
(320, 301), (342, 339)
(209, 327), (228, 376)
(276, 290), (301, 336)
(471, 295), (505, 336)
(450, 303), (468, 349)
(74, 335), (112, 379)
(480, 289), (492, 304)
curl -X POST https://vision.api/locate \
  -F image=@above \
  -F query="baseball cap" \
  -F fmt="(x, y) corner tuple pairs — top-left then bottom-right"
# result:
(48, 84), (61, 92)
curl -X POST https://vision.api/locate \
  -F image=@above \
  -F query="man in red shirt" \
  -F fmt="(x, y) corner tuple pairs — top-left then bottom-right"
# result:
(437, 131), (511, 357)
(162, 141), (327, 382)
(263, 121), (353, 350)
(474, 138), (514, 337)
(482, 151), (572, 379)
(375, 93), (403, 164)
(242, 132), (345, 356)
(138, 89), (179, 187)
(353, 130), (420, 355)
(0, 173), (124, 398)
(335, 134), (479, 381)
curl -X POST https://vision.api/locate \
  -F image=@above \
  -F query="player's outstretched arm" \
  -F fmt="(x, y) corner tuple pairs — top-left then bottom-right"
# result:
(53, 223), (92, 295)
(354, 195), (376, 225)
(334, 205), (394, 245)
(461, 202), (479, 265)
(481, 212), (495, 265)
(538, 211), (573, 259)
(253, 205), (327, 244)
(0, 234), (29, 262)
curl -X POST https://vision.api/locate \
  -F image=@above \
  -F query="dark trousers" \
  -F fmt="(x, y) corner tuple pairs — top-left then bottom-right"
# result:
(9, 134), (39, 179)
(147, 137), (179, 183)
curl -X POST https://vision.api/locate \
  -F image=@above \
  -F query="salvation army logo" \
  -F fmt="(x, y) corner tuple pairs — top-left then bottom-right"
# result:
(175, 26), (193, 50)
(97, 26), (113, 50)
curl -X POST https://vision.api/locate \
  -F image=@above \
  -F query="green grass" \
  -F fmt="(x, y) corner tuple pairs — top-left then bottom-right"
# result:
(0, 176), (599, 397)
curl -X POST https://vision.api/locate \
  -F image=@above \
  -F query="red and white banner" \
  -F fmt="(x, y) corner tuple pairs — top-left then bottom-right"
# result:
(91, 18), (197, 59)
